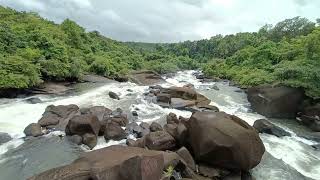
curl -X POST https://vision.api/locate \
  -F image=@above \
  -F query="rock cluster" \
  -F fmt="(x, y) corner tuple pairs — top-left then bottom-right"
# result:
(25, 85), (266, 180)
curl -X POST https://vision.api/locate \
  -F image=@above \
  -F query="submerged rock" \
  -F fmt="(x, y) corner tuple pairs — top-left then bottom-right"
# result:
(0, 132), (12, 145)
(108, 91), (120, 100)
(253, 119), (291, 137)
(247, 85), (304, 118)
(186, 111), (265, 170)
(25, 97), (42, 104)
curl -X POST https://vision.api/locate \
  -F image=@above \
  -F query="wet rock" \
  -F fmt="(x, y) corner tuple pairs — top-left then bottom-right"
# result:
(183, 84), (194, 89)
(157, 93), (171, 103)
(25, 97), (42, 104)
(145, 131), (176, 151)
(150, 122), (163, 132)
(247, 85), (304, 118)
(24, 123), (43, 137)
(29, 145), (165, 180)
(108, 91), (120, 100)
(125, 122), (139, 134)
(38, 104), (80, 130)
(167, 112), (180, 124)
(253, 119), (291, 137)
(301, 132), (320, 142)
(176, 147), (196, 171)
(170, 98), (196, 109)
(65, 114), (101, 136)
(140, 122), (150, 130)
(186, 112), (265, 170)
(80, 106), (112, 121)
(312, 144), (320, 150)
(0, 132), (12, 145)
(132, 111), (138, 117)
(126, 138), (145, 148)
(82, 133), (97, 149)
(104, 123), (127, 141)
(67, 135), (82, 145)
(210, 85), (219, 91)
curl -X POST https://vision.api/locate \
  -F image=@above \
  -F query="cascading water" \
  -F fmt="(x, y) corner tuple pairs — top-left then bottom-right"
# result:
(0, 71), (319, 180)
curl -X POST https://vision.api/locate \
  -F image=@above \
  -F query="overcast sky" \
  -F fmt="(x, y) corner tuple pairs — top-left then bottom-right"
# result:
(0, 0), (319, 42)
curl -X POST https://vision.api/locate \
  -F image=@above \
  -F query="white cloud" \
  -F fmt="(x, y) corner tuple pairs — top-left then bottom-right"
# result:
(0, 0), (319, 42)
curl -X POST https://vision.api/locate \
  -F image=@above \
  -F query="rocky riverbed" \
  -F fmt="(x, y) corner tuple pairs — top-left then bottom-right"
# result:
(0, 71), (319, 180)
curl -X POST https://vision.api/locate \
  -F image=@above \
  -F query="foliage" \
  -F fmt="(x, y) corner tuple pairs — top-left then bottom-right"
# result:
(164, 165), (174, 177)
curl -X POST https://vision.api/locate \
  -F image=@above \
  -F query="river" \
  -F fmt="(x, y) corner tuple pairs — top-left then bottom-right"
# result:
(0, 71), (319, 180)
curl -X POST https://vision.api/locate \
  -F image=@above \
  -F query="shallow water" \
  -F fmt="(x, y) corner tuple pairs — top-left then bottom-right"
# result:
(0, 71), (319, 180)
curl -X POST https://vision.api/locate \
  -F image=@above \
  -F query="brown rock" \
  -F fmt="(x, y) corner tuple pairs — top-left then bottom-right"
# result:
(167, 113), (179, 124)
(176, 147), (196, 171)
(150, 122), (163, 132)
(82, 133), (97, 149)
(104, 123), (127, 141)
(24, 123), (43, 137)
(187, 112), (265, 171)
(65, 114), (101, 136)
(145, 131), (176, 151)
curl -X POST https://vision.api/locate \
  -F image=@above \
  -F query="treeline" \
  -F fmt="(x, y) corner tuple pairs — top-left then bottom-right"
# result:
(132, 17), (320, 99)
(0, 6), (197, 90)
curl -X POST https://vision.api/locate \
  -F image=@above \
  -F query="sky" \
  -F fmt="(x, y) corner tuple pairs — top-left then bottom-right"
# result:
(0, 0), (319, 43)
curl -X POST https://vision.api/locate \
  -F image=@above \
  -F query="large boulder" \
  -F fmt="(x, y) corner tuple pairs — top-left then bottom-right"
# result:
(186, 112), (265, 171)
(28, 145), (165, 180)
(65, 114), (101, 136)
(247, 85), (304, 118)
(24, 123), (43, 137)
(145, 131), (176, 151)
(253, 119), (291, 137)
(38, 104), (80, 130)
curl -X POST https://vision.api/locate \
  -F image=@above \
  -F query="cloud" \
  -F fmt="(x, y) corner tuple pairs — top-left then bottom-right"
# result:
(0, 0), (319, 42)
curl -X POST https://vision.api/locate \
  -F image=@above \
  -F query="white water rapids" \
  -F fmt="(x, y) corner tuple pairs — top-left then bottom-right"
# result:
(0, 71), (319, 180)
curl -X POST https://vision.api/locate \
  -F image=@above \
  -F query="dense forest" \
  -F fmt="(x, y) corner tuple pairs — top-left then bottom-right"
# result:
(1, 6), (320, 99)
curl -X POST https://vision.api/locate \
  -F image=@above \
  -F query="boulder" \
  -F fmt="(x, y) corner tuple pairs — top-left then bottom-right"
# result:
(114, 75), (129, 82)
(186, 112), (265, 170)
(67, 135), (82, 145)
(0, 132), (12, 145)
(38, 104), (80, 130)
(253, 119), (291, 137)
(132, 111), (138, 117)
(129, 70), (165, 85)
(109, 91), (120, 100)
(145, 131), (176, 151)
(176, 147), (196, 171)
(247, 85), (304, 118)
(150, 122), (163, 132)
(24, 123), (43, 137)
(82, 133), (97, 149)
(80, 106), (112, 121)
(104, 123), (127, 141)
(126, 138), (145, 148)
(65, 114), (101, 136)
(28, 145), (165, 180)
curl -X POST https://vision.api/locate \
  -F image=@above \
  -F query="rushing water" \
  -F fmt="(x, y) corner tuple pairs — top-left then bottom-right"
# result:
(0, 71), (319, 180)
